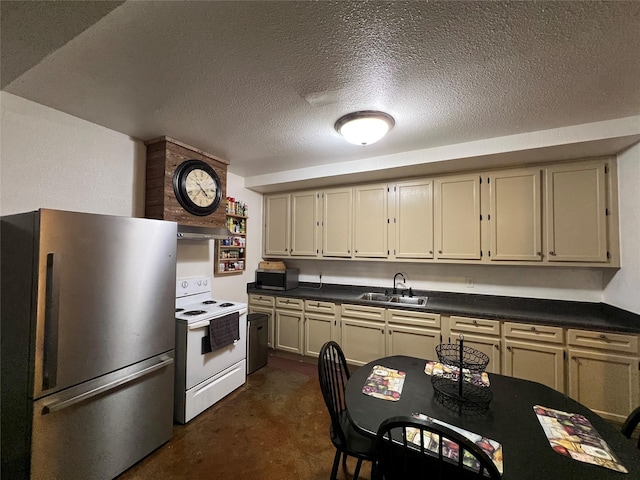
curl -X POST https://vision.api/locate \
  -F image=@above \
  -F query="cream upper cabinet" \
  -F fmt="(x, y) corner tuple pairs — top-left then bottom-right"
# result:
(354, 183), (388, 258)
(264, 193), (290, 257)
(488, 168), (542, 262)
(291, 190), (320, 257)
(322, 187), (353, 258)
(544, 160), (608, 262)
(434, 174), (481, 260)
(393, 179), (434, 259)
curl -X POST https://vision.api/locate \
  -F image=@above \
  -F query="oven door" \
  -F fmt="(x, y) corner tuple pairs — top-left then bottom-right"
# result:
(184, 309), (247, 390)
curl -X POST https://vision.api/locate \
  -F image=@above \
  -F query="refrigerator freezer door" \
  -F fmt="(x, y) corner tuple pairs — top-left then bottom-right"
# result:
(31, 352), (174, 480)
(33, 209), (177, 398)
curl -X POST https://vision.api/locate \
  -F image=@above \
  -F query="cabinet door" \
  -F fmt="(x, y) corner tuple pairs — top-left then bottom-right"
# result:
(341, 318), (386, 366)
(323, 187), (353, 257)
(291, 190), (319, 256)
(434, 174), (481, 260)
(394, 179), (434, 259)
(504, 339), (565, 392)
(545, 161), (608, 262)
(304, 313), (335, 358)
(264, 194), (290, 256)
(354, 184), (388, 258)
(489, 168), (542, 261)
(387, 324), (440, 360)
(275, 310), (303, 354)
(568, 348), (639, 423)
(451, 334), (501, 374)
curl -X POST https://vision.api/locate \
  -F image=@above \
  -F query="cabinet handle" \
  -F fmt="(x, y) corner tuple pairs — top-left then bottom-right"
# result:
(429, 250), (433, 254)
(438, 250), (443, 254)
(530, 326), (537, 331)
(494, 344), (499, 350)
(507, 346), (512, 351)
(389, 330), (393, 335)
(599, 334), (607, 339)
(572, 356), (577, 360)
(550, 251), (556, 256)
(537, 251), (542, 256)
(381, 329), (384, 335)
(472, 320), (478, 325)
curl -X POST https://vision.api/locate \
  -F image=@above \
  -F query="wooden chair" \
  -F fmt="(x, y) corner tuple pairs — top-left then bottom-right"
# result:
(621, 405), (640, 449)
(317, 341), (376, 480)
(373, 415), (501, 480)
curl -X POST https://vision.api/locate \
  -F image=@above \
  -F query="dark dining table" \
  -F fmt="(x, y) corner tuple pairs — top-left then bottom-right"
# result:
(345, 355), (640, 479)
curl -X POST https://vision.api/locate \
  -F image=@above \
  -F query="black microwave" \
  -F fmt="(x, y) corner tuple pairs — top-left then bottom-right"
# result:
(255, 268), (299, 290)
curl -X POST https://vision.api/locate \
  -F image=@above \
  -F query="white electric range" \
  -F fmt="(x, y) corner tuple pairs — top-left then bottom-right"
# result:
(174, 276), (247, 424)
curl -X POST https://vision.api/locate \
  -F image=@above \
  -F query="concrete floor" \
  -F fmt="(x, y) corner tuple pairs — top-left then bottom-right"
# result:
(116, 352), (370, 480)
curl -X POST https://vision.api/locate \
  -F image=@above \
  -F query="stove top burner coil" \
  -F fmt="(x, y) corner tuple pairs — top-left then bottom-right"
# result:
(183, 310), (207, 316)
(219, 302), (234, 307)
(202, 300), (217, 305)
(175, 308), (185, 312)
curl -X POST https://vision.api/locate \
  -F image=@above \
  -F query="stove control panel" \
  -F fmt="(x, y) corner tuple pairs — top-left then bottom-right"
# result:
(176, 276), (212, 298)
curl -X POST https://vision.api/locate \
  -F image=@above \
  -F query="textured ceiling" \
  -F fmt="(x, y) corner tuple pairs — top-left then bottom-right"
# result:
(2, 1), (640, 180)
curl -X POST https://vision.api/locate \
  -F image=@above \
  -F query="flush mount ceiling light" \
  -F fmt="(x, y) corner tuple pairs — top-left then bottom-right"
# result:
(335, 111), (395, 146)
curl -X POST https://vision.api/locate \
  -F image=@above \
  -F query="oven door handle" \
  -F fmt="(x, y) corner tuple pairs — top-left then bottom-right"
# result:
(188, 320), (213, 330)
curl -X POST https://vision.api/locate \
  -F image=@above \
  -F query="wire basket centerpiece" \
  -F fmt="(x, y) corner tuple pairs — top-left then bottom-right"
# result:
(432, 335), (492, 414)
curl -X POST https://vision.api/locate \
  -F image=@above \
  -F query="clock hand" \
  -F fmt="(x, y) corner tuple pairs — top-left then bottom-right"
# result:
(196, 182), (210, 198)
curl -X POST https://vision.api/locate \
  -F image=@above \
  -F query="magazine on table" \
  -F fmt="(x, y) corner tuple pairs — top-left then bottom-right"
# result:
(407, 413), (504, 476)
(362, 365), (406, 401)
(534, 405), (628, 473)
(424, 361), (490, 387)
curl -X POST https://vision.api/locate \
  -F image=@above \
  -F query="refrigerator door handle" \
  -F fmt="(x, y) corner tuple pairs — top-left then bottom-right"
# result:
(43, 252), (61, 390)
(41, 356), (174, 415)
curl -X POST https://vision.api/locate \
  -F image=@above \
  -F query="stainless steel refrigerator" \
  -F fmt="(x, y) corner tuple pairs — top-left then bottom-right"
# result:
(1, 209), (177, 480)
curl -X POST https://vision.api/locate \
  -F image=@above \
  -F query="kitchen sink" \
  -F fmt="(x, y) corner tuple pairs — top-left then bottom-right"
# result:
(358, 292), (428, 306)
(359, 292), (392, 302)
(389, 296), (428, 306)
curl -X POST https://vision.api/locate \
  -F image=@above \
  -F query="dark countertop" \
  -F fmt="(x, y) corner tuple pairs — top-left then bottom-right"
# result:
(246, 282), (640, 334)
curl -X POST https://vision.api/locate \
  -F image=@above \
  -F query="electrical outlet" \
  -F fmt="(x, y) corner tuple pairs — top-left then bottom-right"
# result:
(466, 277), (474, 288)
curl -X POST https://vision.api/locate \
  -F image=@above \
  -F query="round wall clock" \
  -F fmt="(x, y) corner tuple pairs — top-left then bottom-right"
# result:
(172, 159), (222, 216)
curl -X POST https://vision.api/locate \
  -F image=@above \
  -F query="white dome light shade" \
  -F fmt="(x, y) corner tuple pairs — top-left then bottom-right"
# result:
(335, 111), (395, 146)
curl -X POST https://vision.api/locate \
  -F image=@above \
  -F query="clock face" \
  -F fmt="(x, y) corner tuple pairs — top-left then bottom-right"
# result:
(173, 159), (222, 216)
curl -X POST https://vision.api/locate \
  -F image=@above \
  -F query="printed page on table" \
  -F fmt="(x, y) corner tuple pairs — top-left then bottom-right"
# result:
(409, 413), (504, 475)
(534, 405), (628, 473)
(424, 361), (490, 387)
(362, 365), (406, 401)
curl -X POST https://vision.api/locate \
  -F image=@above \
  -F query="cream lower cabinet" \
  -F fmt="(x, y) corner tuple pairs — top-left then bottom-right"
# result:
(445, 316), (501, 374)
(503, 322), (565, 392)
(248, 293), (276, 348)
(386, 309), (441, 360)
(340, 304), (386, 366)
(274, 297), (304, 355)
(303, 300), (336, 358)
(567, 329), (639, 423)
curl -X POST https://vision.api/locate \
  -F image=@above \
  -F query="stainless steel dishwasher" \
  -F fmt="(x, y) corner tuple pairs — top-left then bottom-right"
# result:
(247, 313), (269, 374)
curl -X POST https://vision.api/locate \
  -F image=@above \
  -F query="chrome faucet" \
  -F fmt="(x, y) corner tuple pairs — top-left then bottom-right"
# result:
(393, 272), (406, 294)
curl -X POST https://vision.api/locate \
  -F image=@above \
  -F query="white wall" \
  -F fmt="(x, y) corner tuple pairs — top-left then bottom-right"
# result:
(287, 259), (603, 302)
(175, 171), (263, 301)
(603, 143), (640, 314)
(1, 92), (145, 217)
